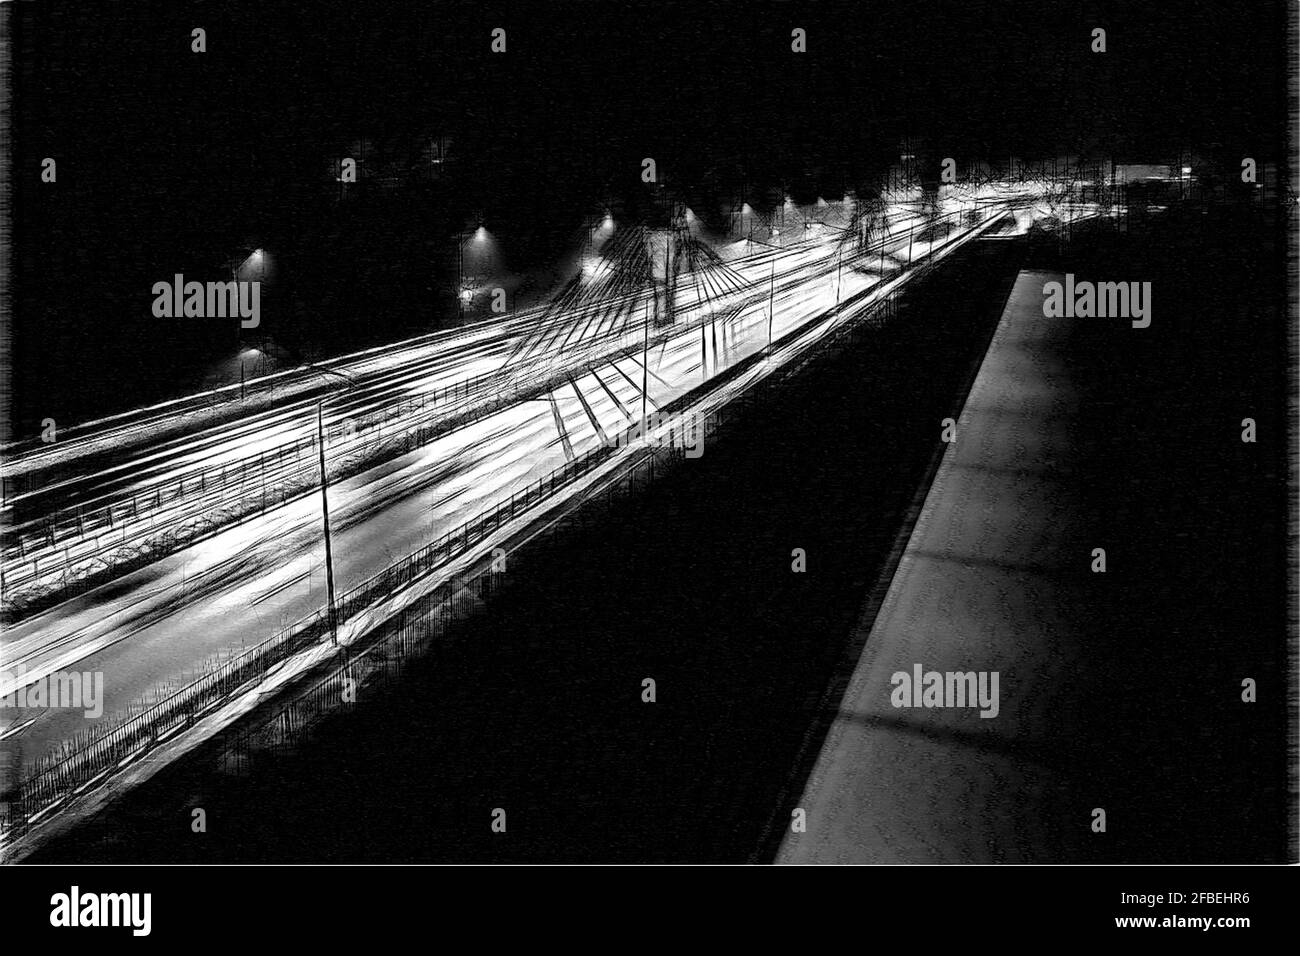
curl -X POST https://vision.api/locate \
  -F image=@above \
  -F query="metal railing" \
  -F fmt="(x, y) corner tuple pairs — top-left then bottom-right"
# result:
(0, 426), (624, 838)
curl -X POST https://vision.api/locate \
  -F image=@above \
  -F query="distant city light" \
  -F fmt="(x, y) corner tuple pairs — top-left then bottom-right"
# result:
(1181, 166), (1192, 175)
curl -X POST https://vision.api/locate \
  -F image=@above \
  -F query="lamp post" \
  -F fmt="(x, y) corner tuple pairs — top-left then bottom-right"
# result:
(766, 259), (775, 358)
(230, 252), (243, 350)
(237, 347), (261, 402)
(457, 224), (489, 321)
(457, 231), (468, 320)
(231, 247), (266, 349)
(642, 299), (650, 434)
(306, 364), (357, 646)
(735, 229), (783, 358)
(836, 245), (843, 308)
(316, 402), (338, 645)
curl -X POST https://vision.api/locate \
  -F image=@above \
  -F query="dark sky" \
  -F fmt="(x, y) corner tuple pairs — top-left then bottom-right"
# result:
(6, 0), (1291, 427)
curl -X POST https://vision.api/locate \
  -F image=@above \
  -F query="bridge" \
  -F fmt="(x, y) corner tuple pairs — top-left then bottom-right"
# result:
(0, 176), (1094, 856)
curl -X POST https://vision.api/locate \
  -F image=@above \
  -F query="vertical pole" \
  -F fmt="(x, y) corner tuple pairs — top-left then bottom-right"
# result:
(836, 247), (843, 308)
(641, 300), (649, 435)
(232, 257), (239, 351)
(700, 312), (708, 378)
(318, 402), (338, 646)
(767, 259), (776, 355)
(664, 231), (673, 326)
(880, 206), (885, 274)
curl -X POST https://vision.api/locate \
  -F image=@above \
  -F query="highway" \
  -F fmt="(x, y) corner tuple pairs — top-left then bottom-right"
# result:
(0, 196), (926, 608)
(1, 183), (1071, 791)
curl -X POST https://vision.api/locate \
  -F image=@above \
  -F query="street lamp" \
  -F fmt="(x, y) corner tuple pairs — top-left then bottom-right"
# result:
(738, 202), (754, 244)
(457, 232), (468, 317)
(457, 225), (489, 319)
(305, 364), (357, 646)
(766, 259), (776, 359)
(230, 246), (264, 348)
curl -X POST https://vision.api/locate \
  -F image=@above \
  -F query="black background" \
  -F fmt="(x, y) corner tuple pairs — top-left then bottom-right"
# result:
(0, 0), (1294, 886)
(7, 0), (1291, 429)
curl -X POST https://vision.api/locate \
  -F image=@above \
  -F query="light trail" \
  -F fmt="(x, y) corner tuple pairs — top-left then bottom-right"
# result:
(1, 181), (1085, 782)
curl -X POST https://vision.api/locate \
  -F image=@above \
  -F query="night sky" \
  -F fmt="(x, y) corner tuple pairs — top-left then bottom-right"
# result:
(6, 0), (1291, 429)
